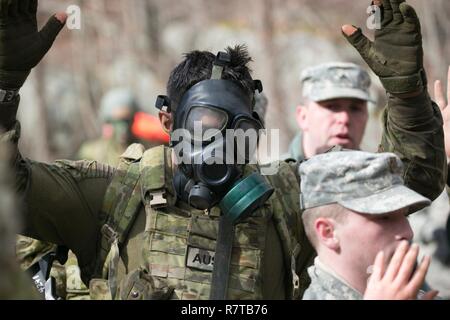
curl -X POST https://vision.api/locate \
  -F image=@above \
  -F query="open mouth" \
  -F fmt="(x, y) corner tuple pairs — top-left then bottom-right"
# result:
(331, 134), (352, 145)
(335, 133), (351, 140)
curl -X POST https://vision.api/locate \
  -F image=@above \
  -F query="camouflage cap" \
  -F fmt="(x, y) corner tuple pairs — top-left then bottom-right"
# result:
(300, 62), (374, 103)
(299, 151), (430, 215)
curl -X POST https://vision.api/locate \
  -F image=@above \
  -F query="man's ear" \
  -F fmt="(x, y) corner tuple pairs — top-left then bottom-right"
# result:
(315, 217), (340, 251)
(159, 111), (173, 134)
(296, 105), (308, 131)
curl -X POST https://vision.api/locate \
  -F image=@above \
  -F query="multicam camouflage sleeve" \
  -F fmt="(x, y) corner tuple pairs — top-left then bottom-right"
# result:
(0, 119), (115, 284)
(380, 93), (445, 201)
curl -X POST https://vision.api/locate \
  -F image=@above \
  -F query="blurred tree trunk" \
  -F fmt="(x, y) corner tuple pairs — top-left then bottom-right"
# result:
(260, 0), (293, 151)
(33, 63), (51, 162)
(145, 1), (161, 66)
(72, 0), (101, 139)
(417, 0), (450, 86)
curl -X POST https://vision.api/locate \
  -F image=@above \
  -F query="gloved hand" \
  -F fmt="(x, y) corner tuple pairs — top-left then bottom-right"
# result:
(0, 0), (67, 90)
(342, 0), (426, 95)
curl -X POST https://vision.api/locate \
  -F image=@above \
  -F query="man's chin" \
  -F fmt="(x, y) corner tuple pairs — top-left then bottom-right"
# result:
(329, 139), (355, 150)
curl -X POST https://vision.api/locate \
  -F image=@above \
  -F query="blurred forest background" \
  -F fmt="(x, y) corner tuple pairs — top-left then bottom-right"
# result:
(20, 0), (450, 162)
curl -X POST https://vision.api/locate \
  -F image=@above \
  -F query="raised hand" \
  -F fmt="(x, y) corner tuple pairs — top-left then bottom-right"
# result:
(0, 0), (67, 90)
(364, 241), (438, 300)
(342, 0), (426, 96)
(434, 66), (450, 158)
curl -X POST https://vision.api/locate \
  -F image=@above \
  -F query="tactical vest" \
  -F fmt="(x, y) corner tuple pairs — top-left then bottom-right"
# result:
(90, 144), (315, 300)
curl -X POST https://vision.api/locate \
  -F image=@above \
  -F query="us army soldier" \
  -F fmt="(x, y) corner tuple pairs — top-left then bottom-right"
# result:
(300, 151), (438, 300)
(0, 0), (446, 299)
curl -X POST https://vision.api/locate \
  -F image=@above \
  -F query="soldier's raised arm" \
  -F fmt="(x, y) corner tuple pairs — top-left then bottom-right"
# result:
(0, 1), (113, 280)
(342, 0), (446, 201)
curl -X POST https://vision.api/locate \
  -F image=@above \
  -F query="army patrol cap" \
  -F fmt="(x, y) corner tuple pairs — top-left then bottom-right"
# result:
(300, 62), (374, 103)
(299, 151), (431, 215)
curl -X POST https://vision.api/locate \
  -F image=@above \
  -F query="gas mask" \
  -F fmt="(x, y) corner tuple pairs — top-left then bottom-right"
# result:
(156, 52), (273, 221)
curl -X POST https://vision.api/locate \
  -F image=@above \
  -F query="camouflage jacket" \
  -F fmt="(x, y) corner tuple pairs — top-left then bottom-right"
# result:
(303, 258), (363, 300)
(303, 258), (432, 300)
(0, 89), (446, 299)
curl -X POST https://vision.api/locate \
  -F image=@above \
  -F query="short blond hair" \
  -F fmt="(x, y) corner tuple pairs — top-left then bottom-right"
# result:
(302, 203), (348, 249)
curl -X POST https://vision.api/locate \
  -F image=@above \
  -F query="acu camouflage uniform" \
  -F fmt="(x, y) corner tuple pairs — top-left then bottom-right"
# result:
(283, 62), (373, 162)
(0, 81), (446, 299)
(300, 151), (433, 300)
(303, 258), (363, 300)
(284, 63), (450, 298)
(302, 259), (429, 300)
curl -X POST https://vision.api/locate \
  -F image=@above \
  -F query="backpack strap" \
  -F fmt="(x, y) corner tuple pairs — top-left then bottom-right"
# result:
(94, 143), (145, 298)
(139, 145), (175, 209)
(94, 145), (175, 299)
(265, 160), (315, 299)
(139, 146), (176, 269)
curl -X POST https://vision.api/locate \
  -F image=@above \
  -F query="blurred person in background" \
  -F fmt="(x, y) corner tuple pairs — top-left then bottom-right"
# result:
(283, 62), (372, 162)
(77, 87), (169, 166)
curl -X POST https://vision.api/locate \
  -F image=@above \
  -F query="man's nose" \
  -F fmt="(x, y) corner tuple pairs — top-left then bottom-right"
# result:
(335, 110), (350, 125)
(395, 218), (414, 242)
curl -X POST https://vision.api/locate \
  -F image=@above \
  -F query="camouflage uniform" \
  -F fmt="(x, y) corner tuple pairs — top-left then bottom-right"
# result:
(0, 55), (446, 299)
(301, 151), (432, 300)
(283, 62), (373, 162)
(77, 138), (124, 167)
(15, 236), (68, 299)
(285, 63), (450, 298)
(304, 260), (428, 300)
(64, 252), (90, 300)
(303, 258), (363, 300)
(15, 88), (144, 300)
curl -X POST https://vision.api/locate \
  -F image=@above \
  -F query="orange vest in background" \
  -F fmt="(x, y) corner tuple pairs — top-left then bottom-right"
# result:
(131, 112), (170, 144)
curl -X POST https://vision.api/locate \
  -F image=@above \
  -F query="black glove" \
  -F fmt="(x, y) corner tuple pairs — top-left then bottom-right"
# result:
(343, 0), (426, 95)
(0, 0), (65, 90)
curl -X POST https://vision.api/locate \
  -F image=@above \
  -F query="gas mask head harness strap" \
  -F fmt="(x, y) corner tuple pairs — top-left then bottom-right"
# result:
(156, 51), (273, 222)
